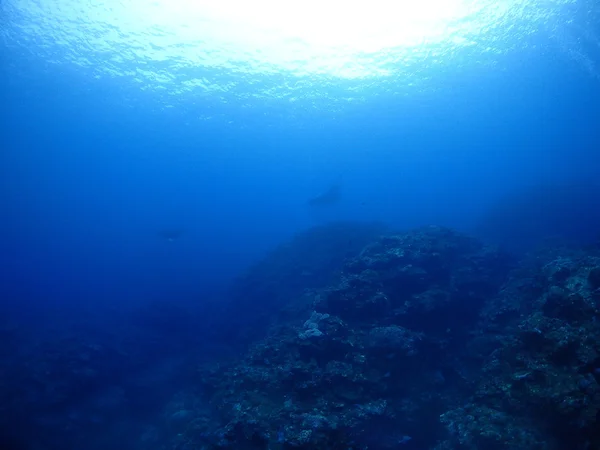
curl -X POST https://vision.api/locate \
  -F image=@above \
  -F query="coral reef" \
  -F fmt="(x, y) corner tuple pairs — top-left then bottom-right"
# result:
(179, 226), (517, 449)
(3, 222), (600, 450)
(219, 221), (388, 351)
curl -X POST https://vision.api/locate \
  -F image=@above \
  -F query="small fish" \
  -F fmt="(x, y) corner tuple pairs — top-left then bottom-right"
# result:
(157, 229), (184, 242)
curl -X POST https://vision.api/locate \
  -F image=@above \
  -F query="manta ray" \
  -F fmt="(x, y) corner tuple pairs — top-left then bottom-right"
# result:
(307, 184), (341, 207)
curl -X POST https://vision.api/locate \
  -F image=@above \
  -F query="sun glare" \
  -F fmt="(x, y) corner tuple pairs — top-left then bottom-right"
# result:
(5, 0), (572, 81)
(145, 0), (477, 50)
(8, 0), (496, 77)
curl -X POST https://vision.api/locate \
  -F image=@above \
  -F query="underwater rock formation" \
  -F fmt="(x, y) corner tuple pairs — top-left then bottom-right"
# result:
(174, 226), (600, 450)
(181, 226), (516, 449)
(4, 222), (600, 450)
(446, 246), (600, 450)
(218, 221), (388, 351)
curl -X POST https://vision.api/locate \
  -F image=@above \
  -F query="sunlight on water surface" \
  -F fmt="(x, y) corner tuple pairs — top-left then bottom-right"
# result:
(1, 0), (595, 111)
(5, 0), (570, 77)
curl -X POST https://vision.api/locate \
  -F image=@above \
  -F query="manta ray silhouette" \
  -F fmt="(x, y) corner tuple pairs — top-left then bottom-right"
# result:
(158, 229), (184, 242)
(307, 184), (341, 207)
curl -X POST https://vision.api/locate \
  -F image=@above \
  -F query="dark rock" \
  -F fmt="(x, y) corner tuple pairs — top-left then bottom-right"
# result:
(588, 267), (600, 289)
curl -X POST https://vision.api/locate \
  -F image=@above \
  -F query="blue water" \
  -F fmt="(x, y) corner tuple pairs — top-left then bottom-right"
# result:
(1, 0), (600, 448)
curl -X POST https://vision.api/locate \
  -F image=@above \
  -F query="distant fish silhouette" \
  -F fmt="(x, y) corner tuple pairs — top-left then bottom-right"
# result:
(307, 184), (341, 207)
(158, 229), (184, 242)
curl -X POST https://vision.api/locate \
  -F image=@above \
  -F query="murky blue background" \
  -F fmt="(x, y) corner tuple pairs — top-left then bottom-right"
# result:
(3, 0), (598, 311)
(1, 3), (600, 446)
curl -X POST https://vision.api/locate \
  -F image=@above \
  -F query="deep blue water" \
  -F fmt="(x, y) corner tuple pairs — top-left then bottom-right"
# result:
(1, 0), (600, 448)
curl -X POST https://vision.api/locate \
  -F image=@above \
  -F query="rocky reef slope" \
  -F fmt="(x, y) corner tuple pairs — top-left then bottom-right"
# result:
(175, 226), (600, 450)
(3, 223), (600, 450)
